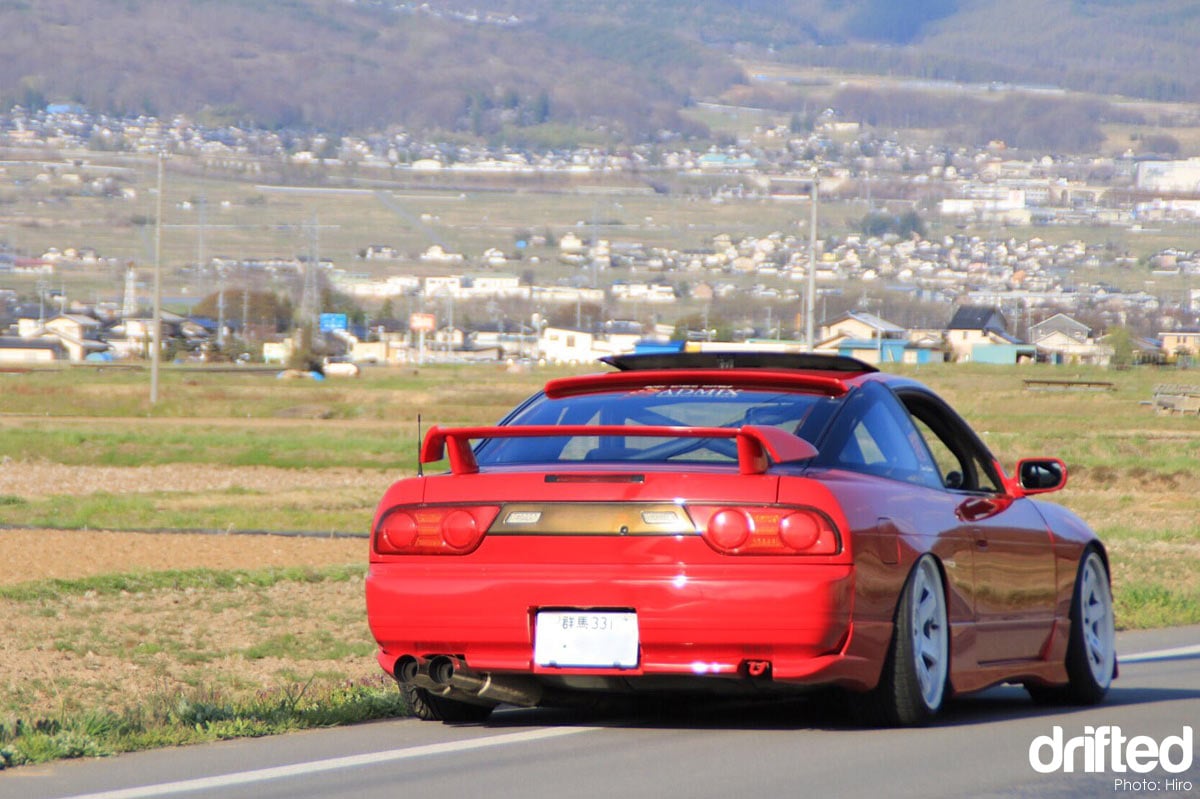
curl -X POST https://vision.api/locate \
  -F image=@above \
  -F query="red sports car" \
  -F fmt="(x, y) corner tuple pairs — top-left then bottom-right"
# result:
(366, 351), (1116, 726)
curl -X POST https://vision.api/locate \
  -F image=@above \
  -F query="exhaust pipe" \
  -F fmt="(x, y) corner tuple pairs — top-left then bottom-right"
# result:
(448, 671), (543, 708)
(398, 654), (545, 708)
(396, 655), (421, 684)
(428, 655), (458, 686)
(394, 655), (446, 693)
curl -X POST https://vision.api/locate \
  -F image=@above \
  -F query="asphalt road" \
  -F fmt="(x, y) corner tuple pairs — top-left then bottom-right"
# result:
(5, 626), (1198, 799)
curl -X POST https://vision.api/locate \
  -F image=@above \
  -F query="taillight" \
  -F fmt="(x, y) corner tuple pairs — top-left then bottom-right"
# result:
(373, 505), (500, 555)
(691, 505), (840, 556)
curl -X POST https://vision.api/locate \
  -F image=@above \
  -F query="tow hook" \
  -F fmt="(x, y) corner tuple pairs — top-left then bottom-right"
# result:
(743, 659), (772, 679)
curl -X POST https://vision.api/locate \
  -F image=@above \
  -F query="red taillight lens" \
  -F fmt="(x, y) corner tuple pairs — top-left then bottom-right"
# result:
(377, 510), (418, 551)
(373, 505), (500, 555)
(779, 511), (820, 551)
(708, 509), (753, 550)
(441, 509), (481, 550)
(693, 505), (840, 556)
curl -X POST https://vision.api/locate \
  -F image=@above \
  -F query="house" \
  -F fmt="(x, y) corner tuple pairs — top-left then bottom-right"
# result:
(29, 314), (109, 362)
(1030, 313), (1090, 344)
(424, 275), (462, 297)
(814, 313), (943, 366)
(944, 306), (1033, 363)
(610, 282), (677, 304)
(419, 246), (464, 264)
(818, 311), (905, 344)
(433, 326), (466, 350)
(1160, 329), (1200, 360)
(539, 326), (596, 364)
(0, 337), (65, 363)
(1029, 313), (1103, 365)
(361, 244), (399, 260)
(558, 233), (586, 255)
(469, 321), (534, 358)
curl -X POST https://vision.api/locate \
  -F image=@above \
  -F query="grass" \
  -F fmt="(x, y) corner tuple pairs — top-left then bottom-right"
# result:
(0, 677), (407, 768)
(0, 564), (366, 602)
(0, 565), (393, 768)
(0, 489), (381, 533)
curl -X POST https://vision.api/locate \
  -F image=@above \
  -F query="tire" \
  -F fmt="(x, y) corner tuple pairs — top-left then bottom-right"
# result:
(853, 555), (950, 726)
(1026, 548), (1115, 705)
(400, 683), (495, 723)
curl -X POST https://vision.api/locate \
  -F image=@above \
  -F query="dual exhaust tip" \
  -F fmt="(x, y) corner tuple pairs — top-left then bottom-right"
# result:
(397, 654), (459, 687)
(395, 654), (544, 708)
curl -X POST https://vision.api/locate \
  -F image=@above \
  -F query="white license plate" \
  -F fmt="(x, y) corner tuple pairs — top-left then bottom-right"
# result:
(534, 610), (639, 668)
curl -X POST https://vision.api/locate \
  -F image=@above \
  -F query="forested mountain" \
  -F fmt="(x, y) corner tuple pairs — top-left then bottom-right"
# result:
(2, 0), (1199, 139)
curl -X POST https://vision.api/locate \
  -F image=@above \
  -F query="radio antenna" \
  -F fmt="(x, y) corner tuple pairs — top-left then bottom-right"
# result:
(416, 414), (423, 477)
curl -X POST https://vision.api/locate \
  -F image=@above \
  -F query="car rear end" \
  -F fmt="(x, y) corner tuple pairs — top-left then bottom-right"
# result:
(366, 363), (878, 707)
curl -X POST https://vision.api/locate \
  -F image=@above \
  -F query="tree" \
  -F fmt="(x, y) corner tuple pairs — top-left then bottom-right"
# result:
(532, 90), (551, 125)
(192, 290), (292, 332)
(1106, 326), (1135, 370)
(860, 209), (925, 238)
(1140, 133), (1181, 156)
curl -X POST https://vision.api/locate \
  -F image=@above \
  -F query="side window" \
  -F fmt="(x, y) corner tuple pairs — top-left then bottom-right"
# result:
(899, 391), (1003, 494)
(820, 382), (943, 489)
(910, 415), (962, 488)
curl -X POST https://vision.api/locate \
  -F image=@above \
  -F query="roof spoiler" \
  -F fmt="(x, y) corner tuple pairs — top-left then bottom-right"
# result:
(544, 369), (850, 399)
(420, 424), (819, 476)
(601, 351), (878, 373)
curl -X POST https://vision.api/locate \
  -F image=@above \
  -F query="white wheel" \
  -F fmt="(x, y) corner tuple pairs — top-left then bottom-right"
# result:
(854, 555), (950, 726)
(1075, 551), (1118, 695)
(1078, 550), (1116, 691)
(908, 556), (949, 712)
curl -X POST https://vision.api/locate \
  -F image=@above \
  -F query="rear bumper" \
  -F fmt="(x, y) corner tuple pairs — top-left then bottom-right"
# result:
(367, 555), (888, 692)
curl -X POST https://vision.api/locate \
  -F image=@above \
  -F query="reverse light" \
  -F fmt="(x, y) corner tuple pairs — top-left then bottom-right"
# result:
(692, 505), (840, 556)
(374, 505), (500, 555)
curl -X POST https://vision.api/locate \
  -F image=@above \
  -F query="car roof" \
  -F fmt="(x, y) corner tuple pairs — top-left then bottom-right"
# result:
(600, 351), (879, 374)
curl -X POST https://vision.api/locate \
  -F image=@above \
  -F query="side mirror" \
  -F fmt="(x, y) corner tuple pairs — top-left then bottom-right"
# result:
(1016, 458), (1068, 494)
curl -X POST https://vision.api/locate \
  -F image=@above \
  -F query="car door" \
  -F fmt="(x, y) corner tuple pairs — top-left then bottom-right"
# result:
(897, 389), (1057, 664)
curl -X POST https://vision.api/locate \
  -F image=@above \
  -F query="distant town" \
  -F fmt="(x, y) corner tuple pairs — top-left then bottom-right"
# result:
(2, 102), (1199, 369)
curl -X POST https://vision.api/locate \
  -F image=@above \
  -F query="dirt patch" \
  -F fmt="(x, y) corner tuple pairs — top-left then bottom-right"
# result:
(0, 529), (366, 585)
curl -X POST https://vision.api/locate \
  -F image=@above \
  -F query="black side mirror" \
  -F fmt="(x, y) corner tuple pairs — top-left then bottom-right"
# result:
(1016, 458), (1067, 494)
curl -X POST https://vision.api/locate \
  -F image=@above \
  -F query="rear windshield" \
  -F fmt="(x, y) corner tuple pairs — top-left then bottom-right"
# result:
(474, 387), (840, 466)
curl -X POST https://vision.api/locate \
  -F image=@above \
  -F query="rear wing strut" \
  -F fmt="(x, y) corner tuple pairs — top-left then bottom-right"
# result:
(420, 424), (819, 476)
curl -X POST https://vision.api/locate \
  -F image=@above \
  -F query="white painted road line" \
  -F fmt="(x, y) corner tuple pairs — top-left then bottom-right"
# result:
(1120, 643), (1200, 664)
(58, 726), (601, 799)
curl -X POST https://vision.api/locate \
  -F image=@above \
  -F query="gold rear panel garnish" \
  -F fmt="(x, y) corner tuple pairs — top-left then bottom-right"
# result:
(488, 503), (696, 536)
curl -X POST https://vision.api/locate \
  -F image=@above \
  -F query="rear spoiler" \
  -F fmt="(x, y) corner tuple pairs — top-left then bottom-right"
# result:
(544, 369), (850, 399)
(420, 424), (819, 476)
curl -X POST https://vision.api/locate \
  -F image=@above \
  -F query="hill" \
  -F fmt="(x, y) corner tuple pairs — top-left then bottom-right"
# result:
(3, 0), (1200, 139)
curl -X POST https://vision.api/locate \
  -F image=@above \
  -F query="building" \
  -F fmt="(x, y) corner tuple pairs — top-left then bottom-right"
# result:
(1029, 313), (1104, 364)
(1160, 329), (1200, 360)
(945, 306), (1034, 363)
(818, 311), (906, 344)
(0, 337), (65, 363)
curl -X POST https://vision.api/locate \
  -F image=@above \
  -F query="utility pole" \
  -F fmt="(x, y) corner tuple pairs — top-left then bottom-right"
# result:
(150, 152), (164, 405)
(806, 166), (819, 352)
(299, 216), (321, 331)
